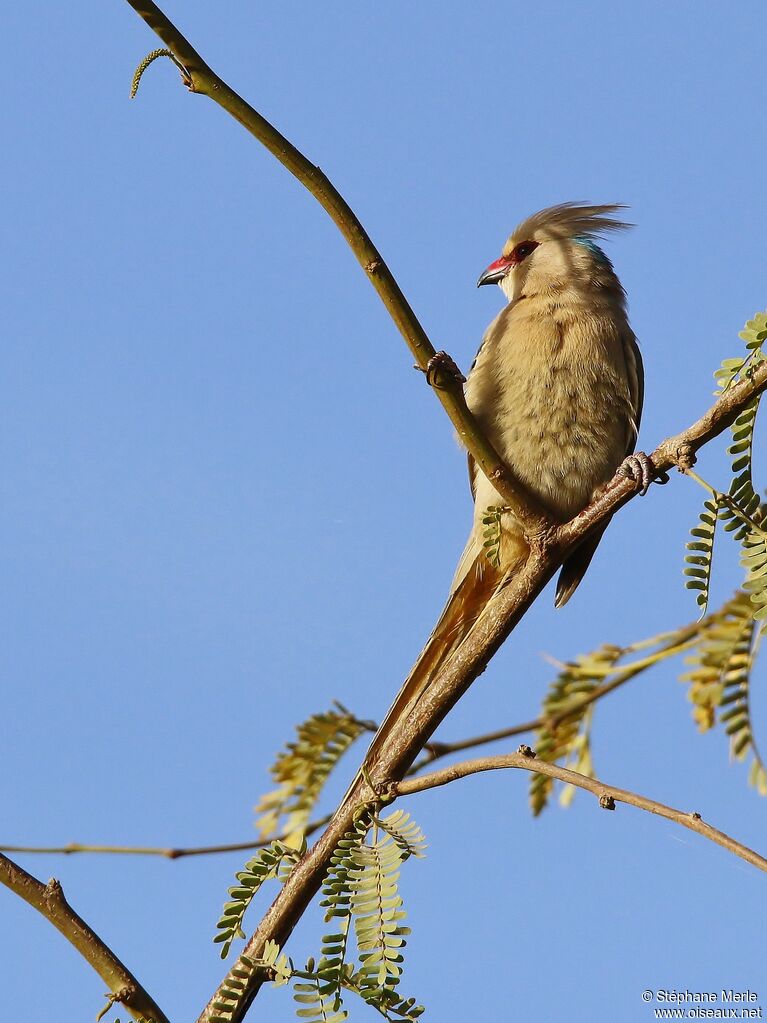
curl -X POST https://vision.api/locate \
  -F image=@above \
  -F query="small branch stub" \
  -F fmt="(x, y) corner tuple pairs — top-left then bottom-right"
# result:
(96, 987), (133, 1022)
(599, 794), (616, 811)
(675, 442), (697, 472)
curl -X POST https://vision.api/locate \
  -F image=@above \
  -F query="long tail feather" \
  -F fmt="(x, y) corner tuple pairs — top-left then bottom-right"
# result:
(342, 553), (503, 803)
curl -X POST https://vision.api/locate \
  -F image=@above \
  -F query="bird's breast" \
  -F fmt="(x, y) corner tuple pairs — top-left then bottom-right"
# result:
(466, 301), (634, 521)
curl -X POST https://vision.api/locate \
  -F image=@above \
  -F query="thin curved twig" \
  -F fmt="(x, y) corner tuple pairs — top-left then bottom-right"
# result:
(390, 751), (767, 874)
(0, 814), (332, 861)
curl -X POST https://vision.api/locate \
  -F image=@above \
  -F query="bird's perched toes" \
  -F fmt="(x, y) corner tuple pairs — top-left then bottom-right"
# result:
(423, 350), (466, 389)
(619, 452), (669, 496)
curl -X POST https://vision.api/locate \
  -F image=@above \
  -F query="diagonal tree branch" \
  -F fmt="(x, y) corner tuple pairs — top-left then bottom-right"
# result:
(0, 853), (169, 1023)
(390, 750), (767, 874)
(123, 0), (549, 535)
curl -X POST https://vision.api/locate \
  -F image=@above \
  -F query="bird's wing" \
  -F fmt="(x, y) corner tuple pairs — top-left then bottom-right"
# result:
(555, 328), (644, 609)
(341, 549), (504, 802)
(622, 330), (645, 455)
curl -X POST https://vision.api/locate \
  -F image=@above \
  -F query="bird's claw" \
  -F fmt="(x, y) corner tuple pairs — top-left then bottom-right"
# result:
(618, 452), (668, 495)
(422, 351), (466, 389)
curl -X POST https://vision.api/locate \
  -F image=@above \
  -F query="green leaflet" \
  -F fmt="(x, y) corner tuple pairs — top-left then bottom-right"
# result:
(481, 505), (503, 567)
(209, 946), (293, 1023)
(292, 969), (348, 1023)
(214, 842), (300, 959)
(742, 529), (767, 622)
(687, 310), (765, 616)
(317, 814), (425, 1021)
(684, 497), (720, 618)
(720, 400), (761, 543)
(255, 705), (367, 843)
(530, 644), (623, 815)
(533, 589), (767, 814)
(680, 591), (766, 794)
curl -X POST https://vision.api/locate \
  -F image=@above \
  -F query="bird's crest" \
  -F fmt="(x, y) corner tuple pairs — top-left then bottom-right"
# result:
(509, 202), (632, 247)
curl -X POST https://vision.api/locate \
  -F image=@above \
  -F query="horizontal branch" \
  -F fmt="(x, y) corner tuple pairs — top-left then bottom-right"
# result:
(0, 814), (332, 861)
(390, 750), (767, 874)
(0, 853), (169, 1023)
(123, 0), (548, 534)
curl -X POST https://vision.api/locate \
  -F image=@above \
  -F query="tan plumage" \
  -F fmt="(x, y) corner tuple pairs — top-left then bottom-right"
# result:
(349, 203), (643, 792)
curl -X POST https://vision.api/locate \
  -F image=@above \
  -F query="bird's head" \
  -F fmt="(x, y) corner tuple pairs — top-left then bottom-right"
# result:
(477, 202), (632, 302)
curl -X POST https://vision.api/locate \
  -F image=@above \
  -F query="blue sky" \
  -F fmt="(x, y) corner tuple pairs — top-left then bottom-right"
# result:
(2, 2), (766, 1021)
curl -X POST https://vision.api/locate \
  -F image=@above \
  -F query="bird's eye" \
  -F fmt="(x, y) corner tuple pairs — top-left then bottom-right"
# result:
(513, 240), (539, 262)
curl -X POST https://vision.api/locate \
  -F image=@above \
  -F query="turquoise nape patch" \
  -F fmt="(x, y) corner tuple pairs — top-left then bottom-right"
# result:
(573, 235), (610, 263)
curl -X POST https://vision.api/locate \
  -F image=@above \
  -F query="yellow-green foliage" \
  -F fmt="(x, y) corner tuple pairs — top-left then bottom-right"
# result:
(681, 591), (766, 794)
(214, 841), (301, 958)
(685, 310), (765, 619)
(317, 813), (425, 1021)
(530, 645), (623, 814)
(255, 706), (367, 844)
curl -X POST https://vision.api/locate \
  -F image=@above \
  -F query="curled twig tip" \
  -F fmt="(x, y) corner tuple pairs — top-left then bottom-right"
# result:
(130, 48), (189, 99)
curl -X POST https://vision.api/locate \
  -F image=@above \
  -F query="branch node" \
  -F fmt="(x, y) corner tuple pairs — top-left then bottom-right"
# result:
(96, 987), (135, 1022)
(690, 811), (702, 821)
(360, 765), (394, 808)
(599, 793), (616, 811)
(674, 441), (697, 472)
(365, 259), (382, 275)
(43, 877), (63, 902)
(517, 744), (536, 759)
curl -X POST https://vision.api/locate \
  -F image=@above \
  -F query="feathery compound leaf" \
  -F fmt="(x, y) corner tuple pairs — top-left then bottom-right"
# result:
(684, 497), (720, 617)
(558, 708), (594, 809)
(209, 947), (295, 1023)
(531, 645), (623, 815)
(689, 311), (765, 611)
(481, 505), (503, 568)
(208, 955), (258, 1023)
(214, 841), (300, 958)
(373, 811), (427, 860)
(319, 815), (424, 1018)
(719, 401), (761, 543)
(741, 529), (767, 622)
(738, 311), (767, 352)
(680, 591), (766, 793)
(292, 967), (348, 1023)
(255, 705), (367, 843)
(714, 311), (766, 395)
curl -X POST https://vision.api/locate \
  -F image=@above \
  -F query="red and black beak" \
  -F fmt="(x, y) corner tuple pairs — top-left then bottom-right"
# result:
(477, 255), (513, 288)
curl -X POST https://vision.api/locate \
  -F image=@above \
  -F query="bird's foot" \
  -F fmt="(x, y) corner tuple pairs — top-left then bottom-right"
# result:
(618, 452), (669, 496)
(420, 350), (466, 389)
